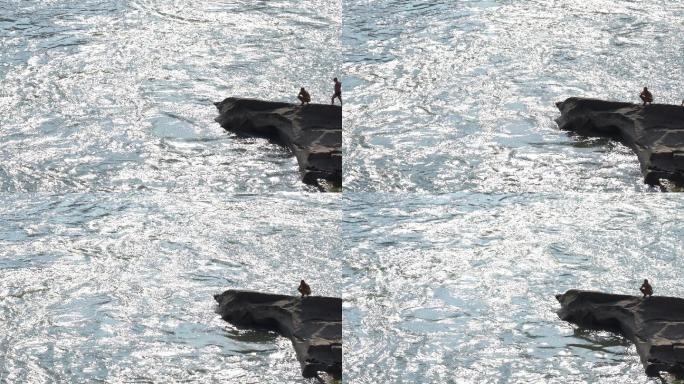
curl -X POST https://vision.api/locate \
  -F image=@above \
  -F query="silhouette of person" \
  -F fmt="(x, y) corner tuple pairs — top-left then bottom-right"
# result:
(298, 87), (311, 106)
(640, 279), (653, 298)
(639, 87), (653, 106)
(298, 280), (311, 297)
(331, 78), (342, 106)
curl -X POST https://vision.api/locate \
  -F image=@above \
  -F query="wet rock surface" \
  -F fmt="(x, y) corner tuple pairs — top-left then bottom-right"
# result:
(214, 289), (342, 379)
(556, 97), (684, 187)
(214, 98), (342, 189)
(556, 289), (684, 378)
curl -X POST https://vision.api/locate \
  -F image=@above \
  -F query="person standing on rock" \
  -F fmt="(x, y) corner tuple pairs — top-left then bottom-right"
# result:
(331, 78), (342, 106)
(298, 87), (311, 106)
(640, 279), (653, 298)
(298, 280), (311, 297)
(639, 87), (653, 106)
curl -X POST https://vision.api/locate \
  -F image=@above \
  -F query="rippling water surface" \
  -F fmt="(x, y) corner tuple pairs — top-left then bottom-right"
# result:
(343, 0), (684, 192)
(1, 192), (341, 383)
(1, 0), (341, 193)
(343, 193), (684, 383)
(3, 1), (683, 383)
(1, 1), (341, 382)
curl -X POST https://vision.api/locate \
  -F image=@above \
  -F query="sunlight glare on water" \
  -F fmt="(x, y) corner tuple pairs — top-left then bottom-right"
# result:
(0, 192), (341, 383)
(343, 192), (683, 383)
(343, 0), (684, 192)
(0, 0), (341, 193)
(1, 1), (342, 382)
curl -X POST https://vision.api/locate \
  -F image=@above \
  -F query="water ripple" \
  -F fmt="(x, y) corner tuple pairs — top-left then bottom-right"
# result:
(0, 191), (342, 383)
(0, 0), (341, 193)
(343, 192), (683, 383)
(343, 0), (684, 192)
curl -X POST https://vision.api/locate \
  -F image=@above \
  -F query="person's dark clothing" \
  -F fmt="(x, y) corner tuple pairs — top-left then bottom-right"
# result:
(640, 89), (653, 105)
(298, 89), (311, 105)
(640, 281), (653, 298)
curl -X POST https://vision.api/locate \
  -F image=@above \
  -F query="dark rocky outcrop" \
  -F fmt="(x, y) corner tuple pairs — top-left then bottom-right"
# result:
(214, 98), (342, 189)
(214, 289), (342, 379)
(556, 97), (684, 187)
(556, 289), (684, 378)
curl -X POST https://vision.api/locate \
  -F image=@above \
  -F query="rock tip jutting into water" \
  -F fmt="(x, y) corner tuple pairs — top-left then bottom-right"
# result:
(556, 289), (684, 378)
(213, 289), (342, 379)
(214, 97), (342, 189)
(556, 97), (684, 187)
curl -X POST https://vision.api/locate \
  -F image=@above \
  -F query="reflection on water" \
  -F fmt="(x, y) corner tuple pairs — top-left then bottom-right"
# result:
(1, 2), (341, 380)
(0, 0), (341, 193)
(0, 192), (341, 383)
(343, 0), (684, 192)
(343, 192), (683, 383)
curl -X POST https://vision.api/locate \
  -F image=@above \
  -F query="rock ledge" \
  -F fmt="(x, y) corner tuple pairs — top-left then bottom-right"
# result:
(214, 289), (342, 379)
(214, 98), (342, 188)
(556, 97), (684, 187)
(556, 289), (684, 377)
